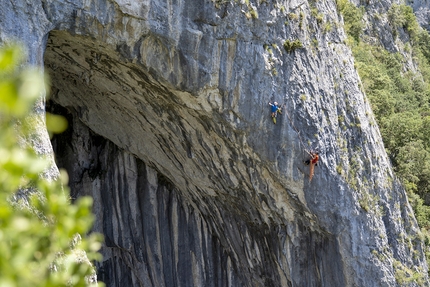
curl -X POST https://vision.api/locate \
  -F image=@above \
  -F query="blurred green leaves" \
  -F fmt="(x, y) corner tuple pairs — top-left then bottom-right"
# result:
(0, 44), (24, 72)
(0, 46), (45, 118)
(46, 113), (68, 135)
(0, 44), (103, 286)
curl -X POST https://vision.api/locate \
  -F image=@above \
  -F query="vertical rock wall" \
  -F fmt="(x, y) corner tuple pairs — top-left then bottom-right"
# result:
(2, 0), (430, 286)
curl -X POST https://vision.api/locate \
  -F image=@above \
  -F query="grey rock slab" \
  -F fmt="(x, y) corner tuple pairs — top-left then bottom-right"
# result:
(2, 0), (430, 286)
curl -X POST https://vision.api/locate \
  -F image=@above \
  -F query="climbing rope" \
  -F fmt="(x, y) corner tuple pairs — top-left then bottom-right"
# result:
(270, 82), (315, 157)
(282, 101), (313, 157)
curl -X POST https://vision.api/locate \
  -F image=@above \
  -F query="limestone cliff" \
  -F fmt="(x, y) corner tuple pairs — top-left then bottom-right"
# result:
(2, 0), (429, 286)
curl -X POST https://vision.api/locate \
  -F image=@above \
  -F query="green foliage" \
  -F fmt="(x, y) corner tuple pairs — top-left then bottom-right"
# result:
(300, 94), (307, 101)
(213, 0), (259, 20)
(409, 191), (430, 231)
(0, 44), (103, 286)
(212, 0), (232, 9)
(388, 4), (420, 41)
(358, 191), (379, 212)
(323, 22), (333, 33)
(250, 8), (258, 19)
(393, 258), (426, 285)
(388, 4), (406, 33)
(352, 37), (430, 197)
(312, 38), (319, 48)
(358, 194), (370, 212)
(299, 11), (305, 29)
(283, 39), (303, 53)
(381, 113), (423, 156)
(347, 4), (430, 272)
(280, 5), (285, 13)
(336, 0), (364, 42)
(316, 13), (324, 25)
(418, 30), (430, 63)
(311, 7), (318, 18)
(288, 12), (298, 20)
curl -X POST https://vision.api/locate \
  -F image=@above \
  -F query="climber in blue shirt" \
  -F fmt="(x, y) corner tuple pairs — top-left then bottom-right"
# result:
(269, 101), (282, 124)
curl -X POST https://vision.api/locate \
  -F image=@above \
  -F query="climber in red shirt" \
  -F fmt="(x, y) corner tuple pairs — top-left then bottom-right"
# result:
(310, 152), (319, 165)
(304, 151), (319, 182)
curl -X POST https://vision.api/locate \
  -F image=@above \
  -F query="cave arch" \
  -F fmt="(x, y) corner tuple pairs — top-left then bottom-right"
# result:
(44, 30), (346, 287)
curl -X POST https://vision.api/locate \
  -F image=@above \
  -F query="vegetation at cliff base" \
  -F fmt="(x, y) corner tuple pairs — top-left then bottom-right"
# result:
(0, 44), (103, 286)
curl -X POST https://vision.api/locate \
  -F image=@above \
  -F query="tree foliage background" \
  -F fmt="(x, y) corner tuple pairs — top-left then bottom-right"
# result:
(0, 45), (103, 286)
(337, 0), (430, 264)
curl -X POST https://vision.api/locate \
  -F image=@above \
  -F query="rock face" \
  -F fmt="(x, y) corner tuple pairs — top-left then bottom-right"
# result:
(50, 103), (347, 286)
(413, 0), (430, 31)
(2, 0), (430, 286)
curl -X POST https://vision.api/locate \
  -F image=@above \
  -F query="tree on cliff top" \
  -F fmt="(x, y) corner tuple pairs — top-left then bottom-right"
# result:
(0, 44), (103, 286)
